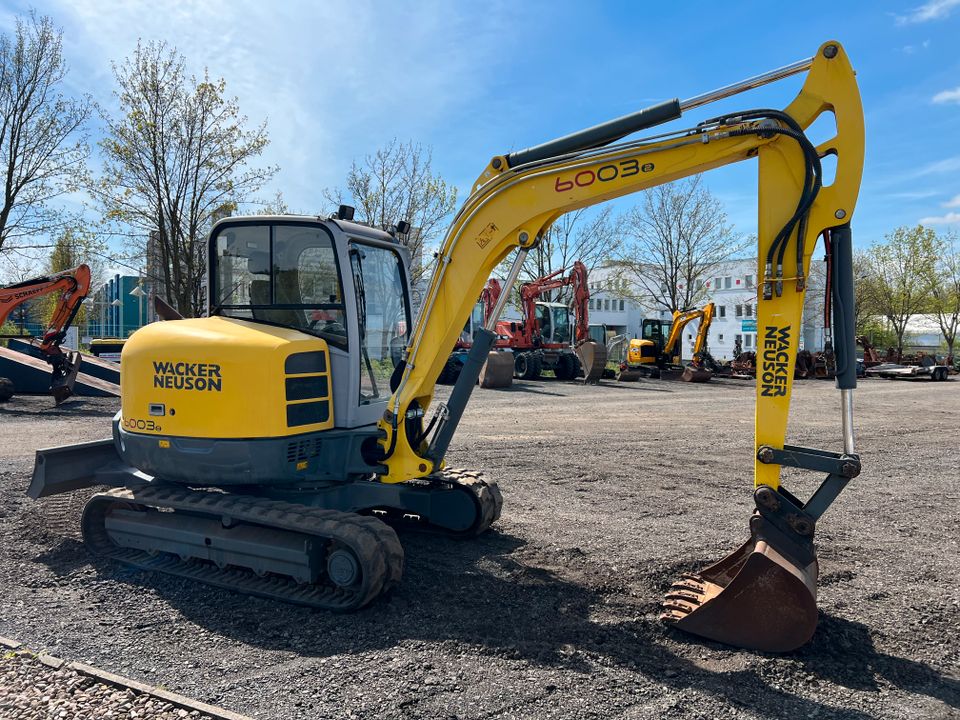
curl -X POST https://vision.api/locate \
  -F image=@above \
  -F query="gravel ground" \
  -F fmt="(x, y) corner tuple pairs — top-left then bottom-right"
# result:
(0, 651), (213, 719)
(1, 377), (958, 720)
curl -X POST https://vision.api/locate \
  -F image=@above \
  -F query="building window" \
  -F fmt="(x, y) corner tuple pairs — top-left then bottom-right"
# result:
(745, 334), (753, 348)
(724, 276), (732, 289)
(744, 303), (752, 317)
(745, 275), (753, 288)
(714, 277), (722, 289)
(619, 299), (624, 311)
(604, 299), (610, 311)
(718, 305), (726, 318)
(735, 333), (742, 346)
(735, 304), (743, 318)
(718, 334), (724, 342)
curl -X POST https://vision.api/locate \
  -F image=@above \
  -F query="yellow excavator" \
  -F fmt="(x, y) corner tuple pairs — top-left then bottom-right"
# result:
(618, 303), (717, 382)
(29, 41), (864, 652)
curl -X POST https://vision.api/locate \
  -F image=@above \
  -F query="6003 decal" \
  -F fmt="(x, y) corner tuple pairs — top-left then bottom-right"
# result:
(555, 158), (654, 192)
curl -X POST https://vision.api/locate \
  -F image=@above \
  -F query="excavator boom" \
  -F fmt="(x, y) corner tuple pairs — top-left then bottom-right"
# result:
(379, 41), (864, 651)
(0, 264), (92, 403)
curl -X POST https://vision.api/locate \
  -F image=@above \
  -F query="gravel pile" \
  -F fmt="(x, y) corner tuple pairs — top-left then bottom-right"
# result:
(0, 652), (213, 720)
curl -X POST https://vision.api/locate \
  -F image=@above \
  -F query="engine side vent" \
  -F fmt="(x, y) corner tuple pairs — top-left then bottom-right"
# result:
(286, 437), (324, 463)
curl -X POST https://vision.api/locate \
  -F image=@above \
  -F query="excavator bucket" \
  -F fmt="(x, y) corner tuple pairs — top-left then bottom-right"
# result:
(50, 350), (82, 405)
(479, 351), (514, 388)
(616, 366), (643, 381)
(661, 507), (819, 653)
(680, 365), (712, 383)
(575, 340), (607, 384)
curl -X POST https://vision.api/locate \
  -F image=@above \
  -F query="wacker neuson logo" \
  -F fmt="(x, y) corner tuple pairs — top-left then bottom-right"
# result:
(152, 361), (223, 391)
(760, 325), (791, 397)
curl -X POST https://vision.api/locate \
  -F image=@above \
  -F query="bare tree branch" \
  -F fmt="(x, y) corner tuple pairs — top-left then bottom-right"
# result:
(324, 139), (457, 286)
(612, 176), (745, 313)
(0, 11), (92, 255)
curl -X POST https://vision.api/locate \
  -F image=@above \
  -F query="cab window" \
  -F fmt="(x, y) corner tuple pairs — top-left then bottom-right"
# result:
(212, 223), (348, 349)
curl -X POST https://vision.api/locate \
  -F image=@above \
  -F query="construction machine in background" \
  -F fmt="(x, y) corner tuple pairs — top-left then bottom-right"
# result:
(29, 42), (865, 653)
(496, 261), (607, 383)
(0, 265), (92, 404)
(617, 304), (716, 382)
(437, 278), (503, 385)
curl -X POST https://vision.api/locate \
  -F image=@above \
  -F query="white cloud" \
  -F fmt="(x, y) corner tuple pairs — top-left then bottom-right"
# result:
(45, 0), (524, 213)
(896, 0), (960, 24)
(933, 87), (960, 104)
(944, 194), (960, 207)
(914, 155), (960, 176)
(885, 189), (940, 200)
(919, 211), (960, 224)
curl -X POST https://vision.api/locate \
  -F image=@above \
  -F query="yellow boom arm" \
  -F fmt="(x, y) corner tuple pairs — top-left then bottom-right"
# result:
(692, 302), (716, 358)
(663, 305), (713, 359)
(379, 41), (864, 491)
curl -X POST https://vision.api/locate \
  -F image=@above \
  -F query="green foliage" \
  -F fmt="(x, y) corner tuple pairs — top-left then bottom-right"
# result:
(929, 230), (960, 355)
(858, 225), (939, 353)
(93, 41), (276, 317)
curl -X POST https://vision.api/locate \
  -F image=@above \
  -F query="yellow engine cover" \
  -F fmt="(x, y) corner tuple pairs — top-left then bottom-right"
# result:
(626, 339), (656, 366)
(120, 317), (334, 439)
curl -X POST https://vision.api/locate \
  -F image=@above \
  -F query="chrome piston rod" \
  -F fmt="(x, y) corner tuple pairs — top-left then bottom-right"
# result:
(485, 247), (529, 331)
(680, 56), (814, 112)
(841, 388), (856, 456)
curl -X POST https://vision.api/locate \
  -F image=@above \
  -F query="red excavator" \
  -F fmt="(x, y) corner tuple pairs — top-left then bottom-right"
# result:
(495, 261), (606, 383)
(0, 264), (92, 404)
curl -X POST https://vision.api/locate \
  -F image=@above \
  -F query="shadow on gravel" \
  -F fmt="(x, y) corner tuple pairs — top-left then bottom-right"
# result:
(796, 613), (960, 708)
(41, 527), (958, 720)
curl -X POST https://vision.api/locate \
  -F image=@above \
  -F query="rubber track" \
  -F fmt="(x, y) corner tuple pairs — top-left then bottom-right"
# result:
(81, 485), (404, 611)
(436, 468), (503, 536)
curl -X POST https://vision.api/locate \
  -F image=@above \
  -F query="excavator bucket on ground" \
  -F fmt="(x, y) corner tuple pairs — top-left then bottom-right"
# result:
(575, 340), (607, 384)
(661, 495), (819, 652)
(479, 351), (514, 388)
(615, 366), (643, 381)
(680, 365), (712, 383)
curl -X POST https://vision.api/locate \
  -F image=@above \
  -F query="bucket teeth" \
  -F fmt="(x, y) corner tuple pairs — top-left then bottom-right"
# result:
(659, 532), (820, 652)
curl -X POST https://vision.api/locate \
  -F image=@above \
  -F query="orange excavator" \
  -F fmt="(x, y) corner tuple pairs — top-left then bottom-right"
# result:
(0, 264), (92, 403)
(495, 261), (607, 382)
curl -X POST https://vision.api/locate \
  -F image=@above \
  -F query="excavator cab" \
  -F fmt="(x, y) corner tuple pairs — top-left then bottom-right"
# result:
(535, 302), (572, 345)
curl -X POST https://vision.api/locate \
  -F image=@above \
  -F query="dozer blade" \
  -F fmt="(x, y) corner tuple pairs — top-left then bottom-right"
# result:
(661, 512), (819, 652)
(616, 367), (642, 381)
(50, 350), (82, 405)
(575, 340), (607, 384)
(680, 365), (712, 383)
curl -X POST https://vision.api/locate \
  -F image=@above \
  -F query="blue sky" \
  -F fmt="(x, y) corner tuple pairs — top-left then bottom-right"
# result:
(2, 0), (959, 266)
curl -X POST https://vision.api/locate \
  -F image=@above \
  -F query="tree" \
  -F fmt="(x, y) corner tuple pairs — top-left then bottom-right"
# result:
(521, 207), (616, 283)
(325, 139), (456, 285)
(930, 230), (960, 360)
(94, 41), (276, 316)
(38, 227), (105, 329)
(859, 225), (938, 356)
(612, 175), (744, 313)
(0, 11), (92, 255)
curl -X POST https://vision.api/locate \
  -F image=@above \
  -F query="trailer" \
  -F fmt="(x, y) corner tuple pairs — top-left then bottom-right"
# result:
(864, 360), (950, 382)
